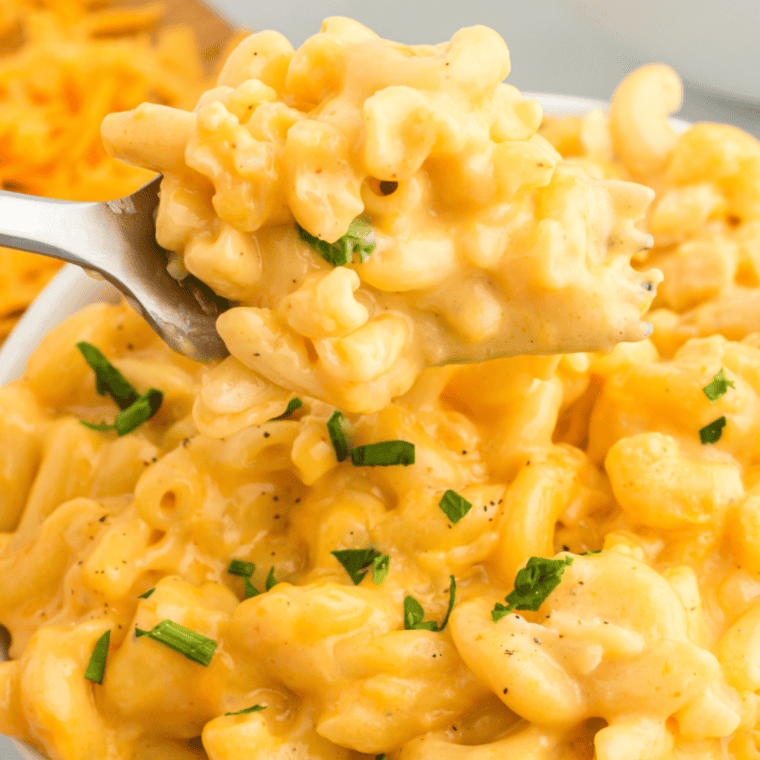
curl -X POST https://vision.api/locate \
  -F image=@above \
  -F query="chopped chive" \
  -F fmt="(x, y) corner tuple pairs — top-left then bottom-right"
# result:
(114, 389), (163, 435)
(702, 368), (734, 402)
(438, 490), (473, 524)
(80, 420), (116, 432)
(76, 341), (138, 410)
(270, 398), (303, 421)
(350, 440), (415, 467)
(403, 596), (438, 631)
(581, 550), (602, 555)
(327, 410), (351, 462)
(439, 575), (456, 632)
(80, 388), (163, 437)
(372, 554), (390, 585)
(138, 588), (156, 599)
(135, 619), (217, 666)
(492, 556), (573, 623)
(376, 755), (387, 760)
(404, 576), (456, 632)
(84, 630), (111, 684)
(332, 548), (381, 585)
(265, 567), (277, 591)
(227, 560), (260, 598)
(244, 578), (260, 599)
(226, 704), (266, 716)
(228, 559), (255, 578)
(297, 215), (376, 267)
(699, 416), (726, 445)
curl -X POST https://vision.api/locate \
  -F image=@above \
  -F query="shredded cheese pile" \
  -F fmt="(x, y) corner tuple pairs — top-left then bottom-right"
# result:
(0, 0), (211, 340)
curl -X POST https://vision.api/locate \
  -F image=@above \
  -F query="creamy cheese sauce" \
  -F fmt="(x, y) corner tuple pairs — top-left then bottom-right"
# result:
(102, 18), (660, 415)
(3, 23), (760, 760)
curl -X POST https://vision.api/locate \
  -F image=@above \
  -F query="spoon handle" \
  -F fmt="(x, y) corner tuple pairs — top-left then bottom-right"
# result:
(0, 178), (228, 360)
(0, 189), (104, 268)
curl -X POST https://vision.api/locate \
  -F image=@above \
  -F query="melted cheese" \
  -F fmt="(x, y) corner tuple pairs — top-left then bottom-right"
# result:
(102, 18), (660, 414)
(3, 31), (760, 760)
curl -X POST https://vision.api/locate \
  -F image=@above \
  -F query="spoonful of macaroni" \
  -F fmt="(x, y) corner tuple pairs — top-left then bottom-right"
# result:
(3, 19), (663, 416)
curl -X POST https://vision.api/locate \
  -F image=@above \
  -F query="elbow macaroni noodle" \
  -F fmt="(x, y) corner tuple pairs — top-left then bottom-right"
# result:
(5, 19), (760, 760)
(102, 18), (660, 414)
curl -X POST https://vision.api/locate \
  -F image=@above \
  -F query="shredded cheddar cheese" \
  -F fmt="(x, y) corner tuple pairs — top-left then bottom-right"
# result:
(0, 0), (211, 340)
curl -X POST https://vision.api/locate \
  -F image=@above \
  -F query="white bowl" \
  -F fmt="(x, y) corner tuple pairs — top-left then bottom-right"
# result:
(0, 93), (684, 760)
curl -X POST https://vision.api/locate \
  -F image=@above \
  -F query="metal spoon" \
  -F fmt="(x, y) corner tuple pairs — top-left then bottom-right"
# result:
(0, 175), (230, 361)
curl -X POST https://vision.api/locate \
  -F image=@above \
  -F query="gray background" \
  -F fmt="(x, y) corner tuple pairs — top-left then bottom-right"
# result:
(206, 0), (760, 136)
(1, 0), (758, 757)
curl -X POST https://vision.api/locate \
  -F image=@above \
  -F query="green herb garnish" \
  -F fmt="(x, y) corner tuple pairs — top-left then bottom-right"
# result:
(228, 559), (256, 578)
(135, 619), (217, 666)
(350, 440), (415, 467)
(84, 630), (111, 684)
(492, 556), (573, 623)
(297, 216), (376, 267)
(372, 554), (390, 585)
(327, 410), (351, 462)
(700, 416), (726, 445)
(226, 704), (266, 716)
(270, 398), (303, 421)
(332, 548), (389, 585)
(703, 368), (734, 402)
(76, 341), (138, 409)
(244, 579), (259, 599)
(77, 341), (162, 435)
(115, 389), (162, 435)
(438, 490), (473, 524)
(404, 575), (456, 632)
(403, 597), (438, 631)
(137, 588), (156, 599)
(80, 421), (119, 432)
(228, 559), (260, 598)
(80, 388), (163, 436)
(265, 566), (277, 592)
(327, 413), (414, 469)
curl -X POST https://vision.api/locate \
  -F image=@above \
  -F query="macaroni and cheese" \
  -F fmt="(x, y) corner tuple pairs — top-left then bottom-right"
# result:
(3, 18), (760, 760)
(102, 18), (661, 415)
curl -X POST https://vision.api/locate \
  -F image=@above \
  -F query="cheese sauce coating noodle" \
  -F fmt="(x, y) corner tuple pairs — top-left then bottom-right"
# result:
(102, 18), (660, 414)
(4, 24), (760, 760)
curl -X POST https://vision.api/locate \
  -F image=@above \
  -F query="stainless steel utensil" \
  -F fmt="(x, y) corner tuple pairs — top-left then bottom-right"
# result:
(0, 176), (229, 361)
